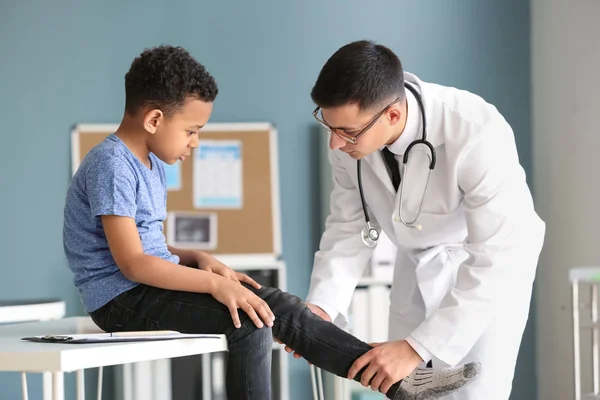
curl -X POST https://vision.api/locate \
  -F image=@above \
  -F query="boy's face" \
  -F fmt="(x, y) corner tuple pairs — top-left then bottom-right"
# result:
(146, 98), (213, 164)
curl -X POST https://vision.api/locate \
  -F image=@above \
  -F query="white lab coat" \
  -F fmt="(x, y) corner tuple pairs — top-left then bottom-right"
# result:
(306, 72), (545, 399)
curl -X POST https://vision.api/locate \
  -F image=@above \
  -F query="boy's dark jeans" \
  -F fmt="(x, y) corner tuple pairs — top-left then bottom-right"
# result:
(90, 283), (399, 399)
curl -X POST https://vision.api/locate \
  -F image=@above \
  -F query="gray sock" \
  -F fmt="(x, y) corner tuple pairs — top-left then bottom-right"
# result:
(392, 361), (481, 400)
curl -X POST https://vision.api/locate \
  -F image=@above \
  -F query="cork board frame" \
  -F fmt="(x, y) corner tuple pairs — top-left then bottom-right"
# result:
(70, 123), (282, 261)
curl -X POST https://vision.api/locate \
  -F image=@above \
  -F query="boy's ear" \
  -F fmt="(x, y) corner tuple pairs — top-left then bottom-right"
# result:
(143, 109), (163, 134)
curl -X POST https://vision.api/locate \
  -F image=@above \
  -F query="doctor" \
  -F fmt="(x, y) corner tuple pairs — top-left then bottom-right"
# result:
(299, 40), (545, 399)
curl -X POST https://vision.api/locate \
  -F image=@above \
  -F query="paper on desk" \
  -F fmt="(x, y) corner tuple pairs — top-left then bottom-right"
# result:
(22, 331), (222, 344)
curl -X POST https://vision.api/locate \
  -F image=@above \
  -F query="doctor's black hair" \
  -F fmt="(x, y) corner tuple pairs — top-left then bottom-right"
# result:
(124, 45), (218, 118)
(310, 40), (405, 112)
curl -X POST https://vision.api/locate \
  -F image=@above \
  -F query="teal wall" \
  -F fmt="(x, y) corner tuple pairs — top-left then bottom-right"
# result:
(0, 1), (533, 399)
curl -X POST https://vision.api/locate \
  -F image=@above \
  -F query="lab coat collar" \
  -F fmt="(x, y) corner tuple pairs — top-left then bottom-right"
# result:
(386, 86), (420, 156)
(403, 72), (444, 149)
(362, 72), (443, 196)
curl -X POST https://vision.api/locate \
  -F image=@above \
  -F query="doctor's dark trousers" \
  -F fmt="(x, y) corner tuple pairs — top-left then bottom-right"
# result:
(89, 283), (400, 399)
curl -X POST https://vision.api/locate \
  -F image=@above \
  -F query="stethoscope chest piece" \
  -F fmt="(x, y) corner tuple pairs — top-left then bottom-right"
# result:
(361, 223), (380, 248)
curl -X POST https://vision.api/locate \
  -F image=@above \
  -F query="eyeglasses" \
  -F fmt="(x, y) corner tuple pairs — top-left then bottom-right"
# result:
(312, 97), (401, 144)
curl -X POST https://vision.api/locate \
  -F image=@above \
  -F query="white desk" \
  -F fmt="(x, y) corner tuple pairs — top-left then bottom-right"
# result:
(0, 298), (67, 400)
(0, 317), (228, 400)
(0, 299), (66, 324)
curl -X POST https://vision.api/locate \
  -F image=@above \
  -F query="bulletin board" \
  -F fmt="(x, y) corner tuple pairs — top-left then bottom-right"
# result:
(70, 123), (282, 259)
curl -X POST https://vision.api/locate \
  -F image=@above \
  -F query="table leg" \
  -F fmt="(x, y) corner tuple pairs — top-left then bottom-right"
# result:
(133, 362), (152, 400)
(310, 365), (318, 400)
(77, 370), (85, 400)
(52, 372), (64, 400)
(201, 354), (211, 400)
(573, 281), (581, 400)
(152, 359), (171, 400)
(593, 284), (599, 394)
(21, 372), (28, 400)
(97, 367), (103, 400)
(316, 367), (324, 400)
(121, 364), (133, 400)
(43, 372), (52, 400)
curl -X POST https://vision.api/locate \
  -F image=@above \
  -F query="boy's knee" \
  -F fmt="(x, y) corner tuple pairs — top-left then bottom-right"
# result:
(249, 323), (273, 345)
(228, 319), (273, 347)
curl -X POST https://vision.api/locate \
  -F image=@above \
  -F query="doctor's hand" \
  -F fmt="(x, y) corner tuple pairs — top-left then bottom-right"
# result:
(196, 252), (261, 289)
(281, 303), (331, 359)
(305, 303), (332, 322)
(348, 340), (423, 395)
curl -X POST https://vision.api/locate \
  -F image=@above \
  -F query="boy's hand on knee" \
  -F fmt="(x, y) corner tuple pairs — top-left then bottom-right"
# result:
(234, 271), (263, 289)
(211, 276), (275, 329)
(197, 253), (261, 289)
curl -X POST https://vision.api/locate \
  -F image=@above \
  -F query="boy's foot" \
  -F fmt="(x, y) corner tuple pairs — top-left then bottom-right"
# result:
(392, 361), (481, 400)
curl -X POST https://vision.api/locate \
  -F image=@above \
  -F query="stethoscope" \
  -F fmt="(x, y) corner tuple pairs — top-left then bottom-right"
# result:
(359, 82), (437, 248)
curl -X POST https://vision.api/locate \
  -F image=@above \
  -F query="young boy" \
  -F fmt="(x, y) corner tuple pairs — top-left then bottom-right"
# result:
(62, 45), (480, 400)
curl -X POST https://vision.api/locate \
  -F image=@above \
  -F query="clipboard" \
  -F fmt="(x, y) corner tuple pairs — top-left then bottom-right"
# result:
(22, 331), (222, 344)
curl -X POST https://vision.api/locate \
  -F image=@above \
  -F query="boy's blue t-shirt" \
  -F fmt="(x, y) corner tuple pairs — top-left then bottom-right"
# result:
(63, 134), (180, 313)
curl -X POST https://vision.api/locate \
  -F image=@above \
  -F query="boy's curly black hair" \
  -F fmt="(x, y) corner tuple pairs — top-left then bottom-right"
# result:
(124, 45), (218, 117)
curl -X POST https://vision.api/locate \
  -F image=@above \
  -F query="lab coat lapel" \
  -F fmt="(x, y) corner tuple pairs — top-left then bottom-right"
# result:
(363, 151), (396, 197)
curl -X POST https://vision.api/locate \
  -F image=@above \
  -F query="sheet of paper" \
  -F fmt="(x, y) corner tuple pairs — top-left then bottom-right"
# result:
(23, 331), (222, 344)
(193, 140), (243, 209)
(161, 160), (181, 191)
